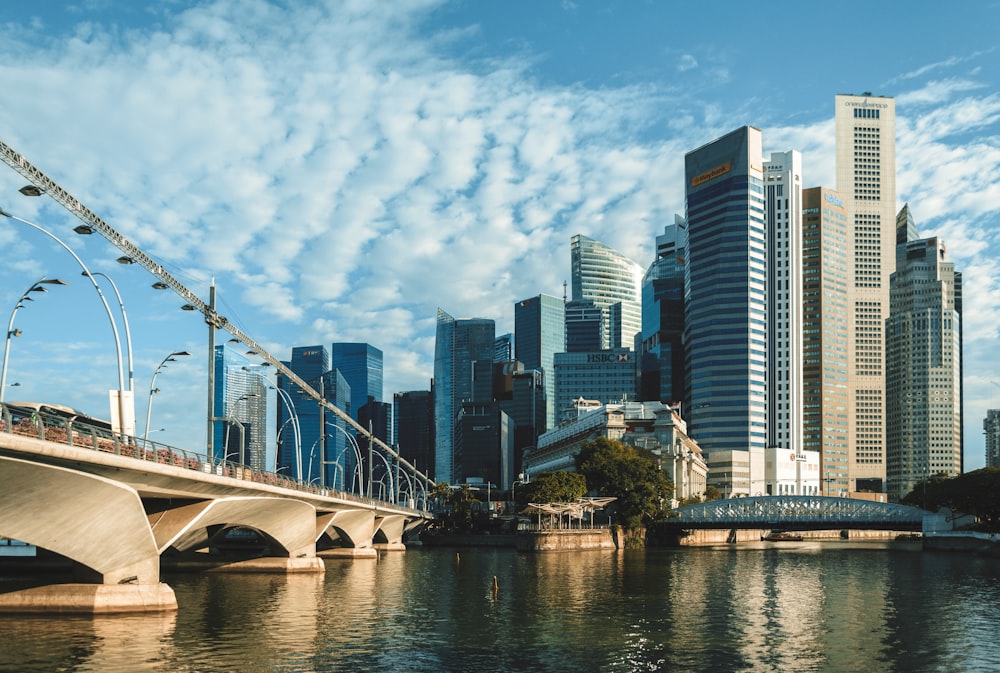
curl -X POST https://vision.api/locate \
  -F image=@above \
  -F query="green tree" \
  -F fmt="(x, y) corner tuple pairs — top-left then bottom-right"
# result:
(516, 470), (587, 509)
(430, 483), (479, 532)
(901, 467), (1000, 532)
(703, 484), (723, 502)
(575, 437), (674, 529)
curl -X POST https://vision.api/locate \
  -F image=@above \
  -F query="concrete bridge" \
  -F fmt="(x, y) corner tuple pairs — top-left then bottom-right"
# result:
(0, 407), (433, 614)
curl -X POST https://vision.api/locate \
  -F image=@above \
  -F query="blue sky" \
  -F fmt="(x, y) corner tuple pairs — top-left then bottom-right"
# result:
(1, 0), (998, 470)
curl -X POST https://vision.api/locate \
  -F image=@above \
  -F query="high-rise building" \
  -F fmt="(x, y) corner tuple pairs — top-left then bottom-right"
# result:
(213, 345), (268, 470)
(985, 410), (1000, 468)
(886, 227), (962, 502)
(835, 93), (897, 494)
(564, 300), (604, 353)
(570, 234), (643, 349)
(553, 349), (636, 424)
(494, 333), (513, 363)
(684, 126), (767, 497)
(801, 187), (850, 496)
(331, 342), (383, 423)
(514, 293), (564, 432)
(394, 389), (434, 478)
(433, 309), (495, 483)
(277, 346), (351, 488)
(763, 151), (804, 458)
(639, 216), (686, 405)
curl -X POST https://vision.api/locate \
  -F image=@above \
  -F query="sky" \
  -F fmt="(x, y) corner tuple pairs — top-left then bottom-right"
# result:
(1, 0), (998, 471)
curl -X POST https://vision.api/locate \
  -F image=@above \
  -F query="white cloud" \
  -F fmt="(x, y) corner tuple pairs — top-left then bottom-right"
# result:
(677, 54), (697, 72)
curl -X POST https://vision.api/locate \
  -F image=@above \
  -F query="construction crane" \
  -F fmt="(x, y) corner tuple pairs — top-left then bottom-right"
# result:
(0, 137), (431, 494)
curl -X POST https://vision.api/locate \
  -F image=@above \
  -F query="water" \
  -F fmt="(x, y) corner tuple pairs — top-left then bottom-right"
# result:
(1, 541), (997, 673)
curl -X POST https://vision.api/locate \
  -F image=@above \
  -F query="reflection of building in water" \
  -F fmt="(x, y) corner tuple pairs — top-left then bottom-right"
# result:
(524, 400), (707, 503)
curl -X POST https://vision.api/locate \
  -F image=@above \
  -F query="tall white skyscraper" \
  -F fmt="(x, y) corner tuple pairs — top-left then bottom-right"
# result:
(835, 93), (897, 494)
(886, 225), (962, 502)
(763, 151), (803, 459)
(570, 234), (643, 350)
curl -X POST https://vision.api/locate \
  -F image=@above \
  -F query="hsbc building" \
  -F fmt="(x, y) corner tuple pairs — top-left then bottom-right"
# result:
(553, 349), (637, 423)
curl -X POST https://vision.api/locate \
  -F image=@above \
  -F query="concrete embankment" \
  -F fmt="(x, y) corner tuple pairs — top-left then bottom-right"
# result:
(923, 532), (1000, 556)
(422, 528), (616, 551)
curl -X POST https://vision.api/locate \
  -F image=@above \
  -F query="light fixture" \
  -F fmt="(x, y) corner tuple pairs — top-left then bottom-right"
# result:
(116, 256), (134, 265)
(151, 281), (168, 290)
(180, 304), (196, 311)
(73, 224), (94, 235)
(19, 185), (43, 197)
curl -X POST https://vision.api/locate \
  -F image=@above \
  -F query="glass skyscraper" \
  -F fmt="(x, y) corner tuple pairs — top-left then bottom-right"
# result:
(514, 293), (564, 432)
(570, 234), (643, 350)
(433, 309), (495, 483)
(684, 126), (767, 496)
(639, 216), (686, 406)
(213, 344), (268, 470)
(331, 342), (383, 423)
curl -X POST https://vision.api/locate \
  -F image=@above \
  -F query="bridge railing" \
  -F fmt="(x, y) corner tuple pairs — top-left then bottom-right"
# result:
(0, 403), (428, 516)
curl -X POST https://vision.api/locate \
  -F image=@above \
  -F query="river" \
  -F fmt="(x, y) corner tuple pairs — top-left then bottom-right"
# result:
(1, 540), (997, 673)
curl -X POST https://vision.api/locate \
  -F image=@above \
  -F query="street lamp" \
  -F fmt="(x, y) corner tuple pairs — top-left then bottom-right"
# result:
(0, 208), (129, 435)
(1, 276), (68, 404)
(143, 350), (190, 445)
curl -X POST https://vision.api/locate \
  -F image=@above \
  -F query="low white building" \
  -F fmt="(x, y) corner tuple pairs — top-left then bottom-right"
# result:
(764, 447), (821, 496)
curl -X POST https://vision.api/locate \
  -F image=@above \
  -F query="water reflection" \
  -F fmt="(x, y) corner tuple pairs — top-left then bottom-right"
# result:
(1, 544), (998, 673)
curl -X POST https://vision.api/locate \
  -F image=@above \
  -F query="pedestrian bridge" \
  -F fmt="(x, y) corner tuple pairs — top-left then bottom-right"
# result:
(663, 495), (926, 532)
(0, 404), (434, 614)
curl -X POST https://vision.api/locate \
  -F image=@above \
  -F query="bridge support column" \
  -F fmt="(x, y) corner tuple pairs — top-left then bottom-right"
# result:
(0, 456), (176, 614)
(373, 515), (407, 552)
(315, 510), (378, 558)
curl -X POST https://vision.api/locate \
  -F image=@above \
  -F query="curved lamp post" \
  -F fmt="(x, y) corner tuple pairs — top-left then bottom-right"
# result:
(0, 208), (128, 433)
(87, 270), (134, 398)
(1, 276), (68, 404)
(142, 350), (191, 445)
(326, 421), (365, 494)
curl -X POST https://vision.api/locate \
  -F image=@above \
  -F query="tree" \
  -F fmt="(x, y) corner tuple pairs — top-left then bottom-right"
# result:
(901, 467), (1000, 532)
(516, 470), (587, 509)
(575, 437), (673, 529)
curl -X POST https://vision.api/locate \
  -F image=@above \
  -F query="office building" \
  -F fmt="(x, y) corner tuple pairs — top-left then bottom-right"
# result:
(553, 349), (636, 424)
(433, 309), (495, 483)
(835, 93), (897, 493)
(683, 126), (767, 496)
(494, 333), (513, 363)
(564, 300), (604, 353)
(985, 410), (1000, 468)
(514, 293), (564, 432)
(394, 389), (434, 478)
(639, 216), (686, 405)
(886, 228), (962, 502)
(570, 234), (643, 349)
(331, 342), (382, 423)
(763, 150), (805, 459)
(212, 345), (268, 470)
(801, 187), (850, 495)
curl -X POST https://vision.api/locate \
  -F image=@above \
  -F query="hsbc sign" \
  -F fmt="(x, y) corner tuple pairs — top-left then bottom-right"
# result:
(586, 353), (632, 364)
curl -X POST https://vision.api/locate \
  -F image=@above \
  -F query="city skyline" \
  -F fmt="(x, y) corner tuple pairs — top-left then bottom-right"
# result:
(0, 1), (998, 469)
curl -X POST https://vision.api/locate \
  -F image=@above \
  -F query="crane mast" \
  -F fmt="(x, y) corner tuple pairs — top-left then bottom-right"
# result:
(0, 137), (429, 487)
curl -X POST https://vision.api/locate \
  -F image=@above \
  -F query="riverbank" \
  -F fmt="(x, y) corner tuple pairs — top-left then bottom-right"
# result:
(923, 531), (1000, 556)
(421, 528), (616, 551)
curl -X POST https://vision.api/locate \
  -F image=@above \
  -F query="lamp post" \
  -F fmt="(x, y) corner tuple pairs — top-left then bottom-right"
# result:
(1, 276), (68, 404)
(142, 350), (190, 445)
(0, 208), (128, 434)
(326, 421), (365, 494)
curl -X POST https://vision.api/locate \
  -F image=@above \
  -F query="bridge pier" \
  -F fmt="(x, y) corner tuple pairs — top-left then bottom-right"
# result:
(0, 456), (177, 613)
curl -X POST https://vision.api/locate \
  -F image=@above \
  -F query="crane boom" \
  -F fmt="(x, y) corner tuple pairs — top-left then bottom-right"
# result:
(0, 137), (430, 486)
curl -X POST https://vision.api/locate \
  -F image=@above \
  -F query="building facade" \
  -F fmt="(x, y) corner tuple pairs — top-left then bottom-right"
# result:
(514, 293), (564, 433)
(763, 151), (804, 460)
(886, 232), (962, 502)
(212, 345), (268, 471)
(394, 389), (434, 479)
(570, 234), (643, 350)
(985, 409), (1000, 468)
(433, 309), (495, 483)
(801, 187), (850, 496)
(684, 126), (767, 496)
(553, 349), (636, 425)
(639, 216), (686, 406)
(835, 93), (897, 494)
(330, 342), (383, 424)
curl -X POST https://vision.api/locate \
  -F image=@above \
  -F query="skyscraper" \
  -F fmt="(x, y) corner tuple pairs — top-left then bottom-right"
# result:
(886, 226), (962, 502)
(801, 187), (850, 496)
(514, 293), (564, 432)
(570, 234), (643, 350)
(763, 151), (803, 457)
(433, 308), (495, 483)
(394, 389), (434, 477)
(835, 93), (897, 494)
(985, 410), (1000, 468)
(684, 126), (767, 496)
(639, 216), (686, 405)
(213, 344), (268, 470)
(331, 342), (383, 423)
